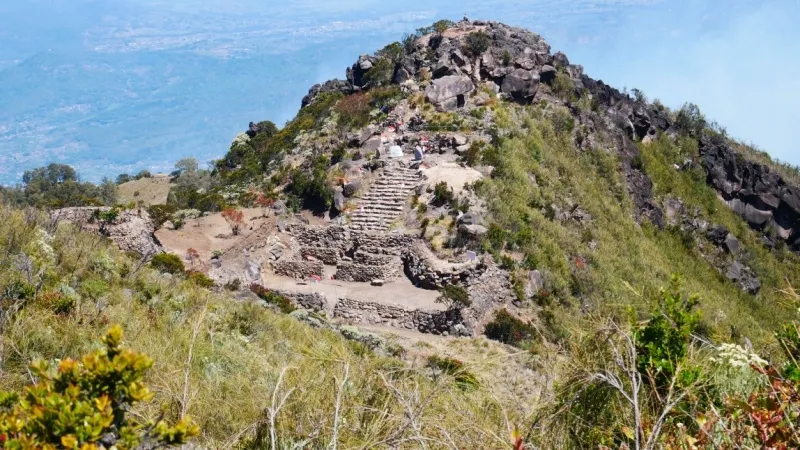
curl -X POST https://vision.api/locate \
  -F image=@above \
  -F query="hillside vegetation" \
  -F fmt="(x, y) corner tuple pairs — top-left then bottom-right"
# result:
(3, 18), (800, 449)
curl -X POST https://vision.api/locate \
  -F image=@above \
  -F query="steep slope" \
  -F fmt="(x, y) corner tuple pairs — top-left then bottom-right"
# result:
(213, 19), (800, 349)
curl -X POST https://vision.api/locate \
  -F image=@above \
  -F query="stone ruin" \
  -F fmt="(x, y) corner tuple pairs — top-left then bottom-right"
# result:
(278, 224), (415, 283)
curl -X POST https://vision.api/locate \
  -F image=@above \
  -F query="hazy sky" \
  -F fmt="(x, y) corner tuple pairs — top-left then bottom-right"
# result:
(0, 0), (797, 182)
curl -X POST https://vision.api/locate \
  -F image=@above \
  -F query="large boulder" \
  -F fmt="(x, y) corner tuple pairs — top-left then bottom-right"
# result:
(424, 75), (475, 111)
(501, 69), (540, 101)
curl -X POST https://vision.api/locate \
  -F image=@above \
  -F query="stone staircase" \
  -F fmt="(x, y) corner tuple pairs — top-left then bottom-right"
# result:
(349, 166), (423, 231)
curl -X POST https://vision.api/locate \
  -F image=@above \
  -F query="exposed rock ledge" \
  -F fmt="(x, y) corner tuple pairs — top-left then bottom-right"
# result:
(50, 207), (162, 258)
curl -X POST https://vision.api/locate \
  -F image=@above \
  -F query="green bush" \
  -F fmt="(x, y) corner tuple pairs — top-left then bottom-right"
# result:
(249, 284), (296, 314)
(427, 355), (479, 390)
(362, 58), (394, 87)
(436, 285), (471, 310)
(0, 325), (198, 448)
(634, 275), (699, 390)
(484, 309), (537, 347)
(146, 204), (178, 229)
(463, 31), (491, 57)
(432, 181), (455, 206)
(187, 271), (215, 288)
(150, 253), (186, 275)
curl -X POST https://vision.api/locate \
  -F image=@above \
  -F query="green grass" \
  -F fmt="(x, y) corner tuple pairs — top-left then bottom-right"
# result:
(0, 204), (529, 448)
(476, 102), (799, 350)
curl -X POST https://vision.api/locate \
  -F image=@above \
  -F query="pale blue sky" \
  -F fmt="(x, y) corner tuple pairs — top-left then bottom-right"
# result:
(0, 0), (797, 182)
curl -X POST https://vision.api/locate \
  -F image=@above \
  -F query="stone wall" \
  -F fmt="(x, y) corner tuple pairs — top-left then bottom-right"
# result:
(403, 244), (485, 289)
(351, 231), (415, 255)
(333, 298), (471, 336)
(274, 260), (324, 278)
(300, 246), (340, 265)
(335, 259), (401, 282)
(274, 290), (328, 311)
(291, 224), (349, 249)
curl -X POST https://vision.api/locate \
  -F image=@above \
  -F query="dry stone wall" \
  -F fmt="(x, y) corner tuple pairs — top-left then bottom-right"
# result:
(274, 260), (324, 278)
(333, 298), (470, 336)
(403, 244), (485, 289)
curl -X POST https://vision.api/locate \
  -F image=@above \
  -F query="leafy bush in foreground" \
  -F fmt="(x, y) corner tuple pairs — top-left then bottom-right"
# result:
(0, 325), (198, 448)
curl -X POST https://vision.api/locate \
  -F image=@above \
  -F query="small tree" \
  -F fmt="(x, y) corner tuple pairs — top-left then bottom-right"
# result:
(0, 325), (198, 448)
(186, 247), (200, 269)
(436, 285), (471, 310)
(221, 207), (245, 236)
(254, 193), (274, 218)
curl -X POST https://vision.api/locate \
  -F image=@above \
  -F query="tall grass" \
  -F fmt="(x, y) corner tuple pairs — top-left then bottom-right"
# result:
(0, 205), (533, 448)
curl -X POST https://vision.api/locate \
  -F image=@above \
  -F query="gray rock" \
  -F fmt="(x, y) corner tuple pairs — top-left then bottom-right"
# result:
(268, 245), (284, 260)
(334, 190), (346, 211)
(724, 234), (742, 254)
(539, 65), (557, 83)
(343, 180), (362, 197)
(245, 260), (262, 282)
(458, 212), (483, 226)
(501, 69), (540, 101)
(514, 57), (536, 70)
(525, 269), (544, 298)
(459, 224), (488, 237)
(453, 134), (468, 146)
(424, 75), (475, 111)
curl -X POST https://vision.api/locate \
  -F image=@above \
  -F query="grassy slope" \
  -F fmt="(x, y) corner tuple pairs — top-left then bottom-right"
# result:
(0, 205), (538, 449)
(117, 174), (173, 206)
(477, 101), (800, 351)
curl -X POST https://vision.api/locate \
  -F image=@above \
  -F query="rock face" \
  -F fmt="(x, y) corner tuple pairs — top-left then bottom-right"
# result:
(501, 69), (540, 101)
(700, 135), (800, 251)
(425, 75), (475, 111)
(51, 207), (162, 258)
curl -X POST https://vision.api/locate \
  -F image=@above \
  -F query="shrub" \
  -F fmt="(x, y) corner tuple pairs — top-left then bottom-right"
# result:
(286, 156), (334, 214)
(135, 170), (152, 179)
(502, 50), (512, 66)
(427, 355), (479, 390)
(432, 181), (455, 206)
(484, 309), (537, 347)
(224, 278), (242, 291)
(362, 58), (394, 87)
(0, 325), (198, 448)
(552, 70), (575, 101)
(150, 253), (186, 275)
(249, 284), (296, 314)
(436, 285), (471, 310)
(463, 31), (491, 57)
(146, 204), (177, 229)
(634, 275), (699, 391)
(187, 271), (215, 288)
(221, 207), (245, 236)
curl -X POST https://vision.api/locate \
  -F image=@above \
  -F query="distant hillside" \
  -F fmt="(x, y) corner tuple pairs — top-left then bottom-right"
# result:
(118, 173), (172, 206)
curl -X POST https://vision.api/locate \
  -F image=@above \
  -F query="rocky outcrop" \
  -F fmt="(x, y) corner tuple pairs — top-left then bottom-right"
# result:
(51, 207), (162, 258)
(424, 75), (475, 111)
(700, 135), (800, 251)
